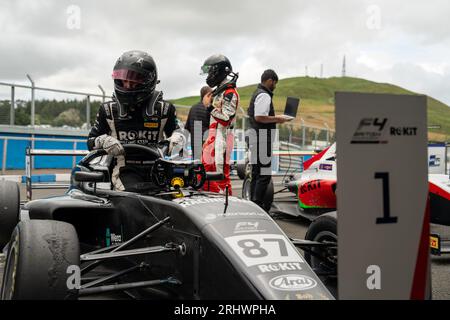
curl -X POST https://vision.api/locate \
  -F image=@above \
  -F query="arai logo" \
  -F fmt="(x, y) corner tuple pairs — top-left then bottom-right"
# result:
(269, 274), (317, 291)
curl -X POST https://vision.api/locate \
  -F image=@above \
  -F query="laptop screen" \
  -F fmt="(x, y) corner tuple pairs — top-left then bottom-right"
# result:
(284, 97), (300, 118)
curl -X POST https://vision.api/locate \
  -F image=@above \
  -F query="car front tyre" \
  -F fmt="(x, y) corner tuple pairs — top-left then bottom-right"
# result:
(1, 220), (80, 300)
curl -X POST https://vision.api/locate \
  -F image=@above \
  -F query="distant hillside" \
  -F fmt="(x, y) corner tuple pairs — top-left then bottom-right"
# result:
(171, 76), (450, 142)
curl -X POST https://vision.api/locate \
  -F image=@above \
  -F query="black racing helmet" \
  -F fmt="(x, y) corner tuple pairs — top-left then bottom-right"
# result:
(112, 50), (158, 107)
(200, 54), (232, 88)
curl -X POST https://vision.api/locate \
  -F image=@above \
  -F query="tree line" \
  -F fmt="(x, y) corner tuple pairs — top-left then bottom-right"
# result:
(0, 99), (101, 127)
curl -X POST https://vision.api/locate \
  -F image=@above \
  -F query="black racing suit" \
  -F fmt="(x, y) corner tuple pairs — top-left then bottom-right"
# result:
(87, 91), (178, 191)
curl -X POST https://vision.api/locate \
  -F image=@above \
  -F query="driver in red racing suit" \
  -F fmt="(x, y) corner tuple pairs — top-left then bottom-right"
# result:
(200, 54), (239, 195)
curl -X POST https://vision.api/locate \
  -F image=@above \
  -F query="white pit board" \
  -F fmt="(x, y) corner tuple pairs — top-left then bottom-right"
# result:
(336, 92), (430, 299)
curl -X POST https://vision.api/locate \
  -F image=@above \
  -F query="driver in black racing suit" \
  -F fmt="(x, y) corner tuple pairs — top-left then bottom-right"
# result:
(87, 50), (185, 191)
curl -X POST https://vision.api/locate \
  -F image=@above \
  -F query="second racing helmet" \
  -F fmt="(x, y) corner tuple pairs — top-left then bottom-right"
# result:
(200, 54), (232, 88)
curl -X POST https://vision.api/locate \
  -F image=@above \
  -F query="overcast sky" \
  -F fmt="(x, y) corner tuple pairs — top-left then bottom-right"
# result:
(1, 0), (450, 106)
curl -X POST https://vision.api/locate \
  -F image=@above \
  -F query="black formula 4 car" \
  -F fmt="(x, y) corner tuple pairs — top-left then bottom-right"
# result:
(0, 143), (335, 300)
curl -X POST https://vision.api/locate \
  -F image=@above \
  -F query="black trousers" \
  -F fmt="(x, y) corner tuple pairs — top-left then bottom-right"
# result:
(249, 131), (273, 211)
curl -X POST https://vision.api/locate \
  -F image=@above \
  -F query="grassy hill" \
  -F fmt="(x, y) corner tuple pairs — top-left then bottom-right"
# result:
(171, 76), (450, 142)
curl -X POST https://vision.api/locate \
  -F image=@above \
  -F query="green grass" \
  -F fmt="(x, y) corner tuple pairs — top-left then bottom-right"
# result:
(171, 76), (450, 142)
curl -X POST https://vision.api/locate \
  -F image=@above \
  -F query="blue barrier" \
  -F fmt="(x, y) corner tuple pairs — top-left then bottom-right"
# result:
(0, 132), (88, 170)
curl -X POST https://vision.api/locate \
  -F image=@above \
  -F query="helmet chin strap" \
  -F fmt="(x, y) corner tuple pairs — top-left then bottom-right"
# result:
(114, 91), (156, 118)
(145, 90), (163, 117)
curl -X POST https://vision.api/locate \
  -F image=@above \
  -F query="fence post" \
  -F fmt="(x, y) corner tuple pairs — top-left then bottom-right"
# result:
(314, 130), (318, 149)
(239, 106), (246, 133)
(26, 74), (35, 127)
(300, 118), (305, 149)
(31, 135), (35, 170)
(288, 124), (292, 145)
(2, 139), (7, 174)
(324, 122), (330, 146)
(98, 85), (106, 104)
(10, 86), (15, 125)
(72, 141), (77, 168)
(86, 95), (91, 129)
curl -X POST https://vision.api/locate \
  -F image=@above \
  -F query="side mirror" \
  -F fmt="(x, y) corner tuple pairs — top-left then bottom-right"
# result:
(206, 172), (224, 181)
(74, 171), (105, 183)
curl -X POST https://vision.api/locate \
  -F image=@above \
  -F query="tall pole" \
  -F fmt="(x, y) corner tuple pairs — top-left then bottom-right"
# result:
(320, 64), (324, 78)
(342, 55), (346, 77)
(86, 95), (91, 129)
(10, 86), (15, 125)
(26, 74), (35, 126)
(301, 118), (305, 149)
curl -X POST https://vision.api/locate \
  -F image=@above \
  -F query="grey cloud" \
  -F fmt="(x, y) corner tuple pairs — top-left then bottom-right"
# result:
(0, 0), (450, 105)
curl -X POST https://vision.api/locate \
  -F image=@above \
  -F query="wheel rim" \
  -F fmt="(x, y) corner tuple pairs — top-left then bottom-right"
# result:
(311, 230), (337, 272)
(242, 179), (251, 200)
(1, 233), (19, 300)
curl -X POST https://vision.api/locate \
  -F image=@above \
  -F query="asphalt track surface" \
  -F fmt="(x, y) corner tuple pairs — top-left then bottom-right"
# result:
(1, 176), (449, 300)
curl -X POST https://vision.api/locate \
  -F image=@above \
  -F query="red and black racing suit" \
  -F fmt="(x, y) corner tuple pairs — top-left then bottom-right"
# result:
(202, 80), (239, 195)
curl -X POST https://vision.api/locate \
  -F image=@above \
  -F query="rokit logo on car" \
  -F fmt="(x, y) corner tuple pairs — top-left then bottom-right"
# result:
(299, 180), (321, 195)
(351, 117), (418, 144)
(258, 262), (303, 273)
(269, 274), (317, 291)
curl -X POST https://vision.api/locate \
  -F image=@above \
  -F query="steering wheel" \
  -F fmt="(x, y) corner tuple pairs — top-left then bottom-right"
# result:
(79, 143), (206, 190)
(79, 144), (162, 167)
(150, 159), (206, 191)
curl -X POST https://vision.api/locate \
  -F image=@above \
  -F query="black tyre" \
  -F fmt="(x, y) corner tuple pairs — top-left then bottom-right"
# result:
(236, 162), (247, 180)
(0, 181), (20, 249)
(242, 176), (274, 212)
(242, 176), (252, 200)
(1, 220), (80, 300)
(265, 179), (274, 211)
(304, 212), (337, 274)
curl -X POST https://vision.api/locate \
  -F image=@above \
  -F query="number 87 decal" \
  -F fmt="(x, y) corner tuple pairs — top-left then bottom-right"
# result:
(375, 172), (398, 224)
(237, 238), (288, 258)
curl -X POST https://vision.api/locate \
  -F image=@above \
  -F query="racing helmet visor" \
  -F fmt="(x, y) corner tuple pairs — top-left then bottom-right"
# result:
(200, 64), (212, 75)
(112, 69), (148, 84)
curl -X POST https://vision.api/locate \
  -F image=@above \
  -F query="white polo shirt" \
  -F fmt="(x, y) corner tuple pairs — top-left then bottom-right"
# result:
(254, 92), (272, 116)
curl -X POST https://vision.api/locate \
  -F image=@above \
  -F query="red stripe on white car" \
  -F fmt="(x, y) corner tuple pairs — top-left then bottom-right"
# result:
(410, 200), (430, 300)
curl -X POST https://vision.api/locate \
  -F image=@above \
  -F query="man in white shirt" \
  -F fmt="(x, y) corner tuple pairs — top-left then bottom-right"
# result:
(247, 70), (289, 211)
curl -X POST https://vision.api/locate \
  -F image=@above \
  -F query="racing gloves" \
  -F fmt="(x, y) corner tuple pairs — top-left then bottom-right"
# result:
(167, 131), (186, 155)
(94, 134), (124, 156)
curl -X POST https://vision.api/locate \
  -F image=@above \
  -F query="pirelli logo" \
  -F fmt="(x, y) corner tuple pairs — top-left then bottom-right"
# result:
(144, 122), (159, 128)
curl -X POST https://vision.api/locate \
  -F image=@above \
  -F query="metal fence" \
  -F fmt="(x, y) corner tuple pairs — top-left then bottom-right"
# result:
(0, 78), (335, 151)
(447, 143), (450, 175)
(0, 78), (335, 172)
(0, 77), (106, 128)
(235, 107), (335, 151)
